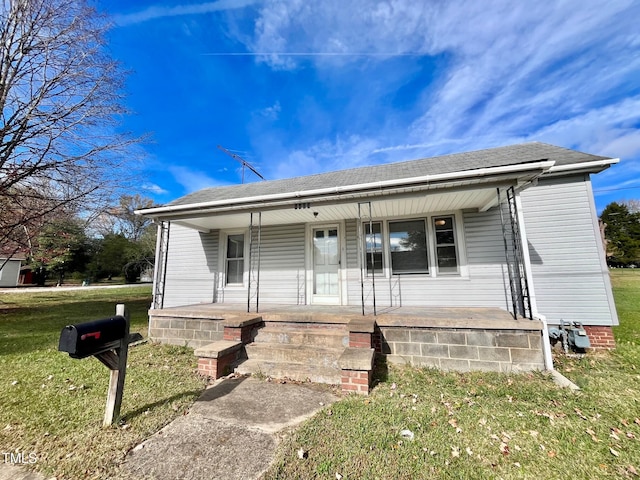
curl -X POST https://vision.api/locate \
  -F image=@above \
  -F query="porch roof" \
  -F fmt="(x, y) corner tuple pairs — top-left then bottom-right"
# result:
(137, 142), (617, 231)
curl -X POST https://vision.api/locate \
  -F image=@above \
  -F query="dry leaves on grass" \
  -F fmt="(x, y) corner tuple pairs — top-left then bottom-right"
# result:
(574, 408), (588, 421)
(586, 428), (600, 442)
(500, 443), (509, 456)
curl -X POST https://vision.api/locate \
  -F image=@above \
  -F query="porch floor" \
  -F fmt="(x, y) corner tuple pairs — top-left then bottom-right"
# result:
(150, 303), (542, 331)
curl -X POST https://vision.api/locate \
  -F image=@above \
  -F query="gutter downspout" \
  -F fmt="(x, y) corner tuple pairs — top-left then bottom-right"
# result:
(513, 193), (554, 371)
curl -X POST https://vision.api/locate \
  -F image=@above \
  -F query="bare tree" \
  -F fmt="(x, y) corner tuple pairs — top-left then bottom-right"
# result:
(0, 0), (141, 268)
(90, 194), (156, 241)
(623, 199), (640, 214)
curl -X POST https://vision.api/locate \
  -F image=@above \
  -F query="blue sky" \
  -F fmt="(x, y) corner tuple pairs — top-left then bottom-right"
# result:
(100, 0), (640, 212)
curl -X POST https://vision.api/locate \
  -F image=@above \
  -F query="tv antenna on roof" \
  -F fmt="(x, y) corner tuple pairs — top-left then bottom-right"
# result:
(217, 145), (265, 184)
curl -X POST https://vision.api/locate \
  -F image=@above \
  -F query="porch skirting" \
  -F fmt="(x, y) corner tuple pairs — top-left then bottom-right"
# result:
(149, 304), (545, 385)
(380, 326), (543, 372)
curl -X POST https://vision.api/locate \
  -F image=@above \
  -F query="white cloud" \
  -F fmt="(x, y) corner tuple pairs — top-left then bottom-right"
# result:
(113, 0), (259, 27)
(169, 166), (229, 193)
(266, 135), (381, 179)
(227, 0), (640, 203)
(406, 1), (638, 145)
(371, 143), (439, 154)
(248, 0), (434, 69)
(258, 101), (281, 120)
(239, 1), (638, 122)
(526, 96), (640, 158)
(142, 183), (169, 195)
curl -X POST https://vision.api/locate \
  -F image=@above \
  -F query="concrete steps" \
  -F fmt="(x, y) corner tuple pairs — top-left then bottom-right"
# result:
(235, 358), (341, 384)
(244, 343), (342, 367)
(252, 325), (348, 349)
(236, 322), (348, 384)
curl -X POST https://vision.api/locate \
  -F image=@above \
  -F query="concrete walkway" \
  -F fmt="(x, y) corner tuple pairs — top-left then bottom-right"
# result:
(1, 376), (338, 480)
(0, 464), (46, 480)
(116, 376), (339, 480)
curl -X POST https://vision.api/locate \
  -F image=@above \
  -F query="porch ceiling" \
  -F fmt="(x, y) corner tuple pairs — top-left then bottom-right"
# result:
(171, 187), (499, 231)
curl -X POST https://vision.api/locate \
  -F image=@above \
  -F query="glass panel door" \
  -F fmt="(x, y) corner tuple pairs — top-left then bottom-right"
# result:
(313, 227), (340, 302)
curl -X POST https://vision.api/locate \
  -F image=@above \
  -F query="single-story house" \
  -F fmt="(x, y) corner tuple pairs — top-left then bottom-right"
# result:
(137, 142), (619, 393)
(0, 254), (25, 287)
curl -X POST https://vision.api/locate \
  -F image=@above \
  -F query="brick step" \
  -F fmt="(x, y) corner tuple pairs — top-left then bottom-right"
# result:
(253, 325), (348, 349)
(235, 358), (341, 384)
(244, 343), (342, 368)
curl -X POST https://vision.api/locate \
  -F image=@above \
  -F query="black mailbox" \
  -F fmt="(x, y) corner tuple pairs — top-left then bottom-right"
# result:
(58, 316), (127, 359)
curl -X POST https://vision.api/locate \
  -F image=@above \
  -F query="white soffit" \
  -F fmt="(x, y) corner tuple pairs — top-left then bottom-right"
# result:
(172, 188), (498, 232)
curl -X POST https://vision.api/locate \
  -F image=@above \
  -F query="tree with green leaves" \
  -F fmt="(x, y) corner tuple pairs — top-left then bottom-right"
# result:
(600, 202), (640, 266)
(88, 229), (155, 283)
(32, 218), (91, 285)
(89, 234), (131, 281)
(88, 194), (157, 282)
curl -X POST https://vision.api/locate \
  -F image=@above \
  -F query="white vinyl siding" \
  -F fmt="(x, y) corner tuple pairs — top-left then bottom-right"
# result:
(217, 224), (306, 305)
(255, 223), (306, 305)
(520, 175), (618, 326)
(163, 223), (306, 307)
(159, 175), (617, 327)
(346, 210), (509, 309)
(163, 225), (219, 307)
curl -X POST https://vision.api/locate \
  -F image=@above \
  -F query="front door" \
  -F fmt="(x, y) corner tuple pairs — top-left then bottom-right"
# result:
(312, 226), (340, 304)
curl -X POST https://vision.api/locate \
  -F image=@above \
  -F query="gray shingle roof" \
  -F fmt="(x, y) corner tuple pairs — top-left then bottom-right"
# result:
(168, 142), (611, 207)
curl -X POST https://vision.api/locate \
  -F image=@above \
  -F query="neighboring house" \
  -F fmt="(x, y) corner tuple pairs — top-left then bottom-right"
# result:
(0, 255), (24, 287)
(138, 142), (619, 391)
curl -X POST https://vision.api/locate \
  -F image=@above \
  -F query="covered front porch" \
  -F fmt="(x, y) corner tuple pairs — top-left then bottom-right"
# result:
(141, 155), (559, 390)
(151, 176), (543, 318)
(149, 303), (546, 393)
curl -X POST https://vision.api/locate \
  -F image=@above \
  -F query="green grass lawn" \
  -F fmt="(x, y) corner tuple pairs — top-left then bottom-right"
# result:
(2, 271), (639, 479)
(0, 286), (207, 479)
(611, 269), (640, 345)
(264, 270), (640, 480)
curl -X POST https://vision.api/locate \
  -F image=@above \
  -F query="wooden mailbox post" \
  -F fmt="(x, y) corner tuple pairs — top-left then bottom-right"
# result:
(58, 304), (143, 426)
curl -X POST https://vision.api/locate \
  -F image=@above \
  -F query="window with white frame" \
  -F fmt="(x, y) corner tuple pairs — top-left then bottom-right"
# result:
(433, 215), (459, 274)
(225, 233), (245, 285)
(364, 221), (383, 275)
(388, 219), (429, 274)
(361, 214), (463, 277)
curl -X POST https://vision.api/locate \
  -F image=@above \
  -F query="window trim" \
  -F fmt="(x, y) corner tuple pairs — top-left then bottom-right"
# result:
(363, 220), (385, 276)
(221, 230), (248, 287)
(388, 218), (430, 275)
(359, 212), (467, 279)
(432, 214), (460, 275)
